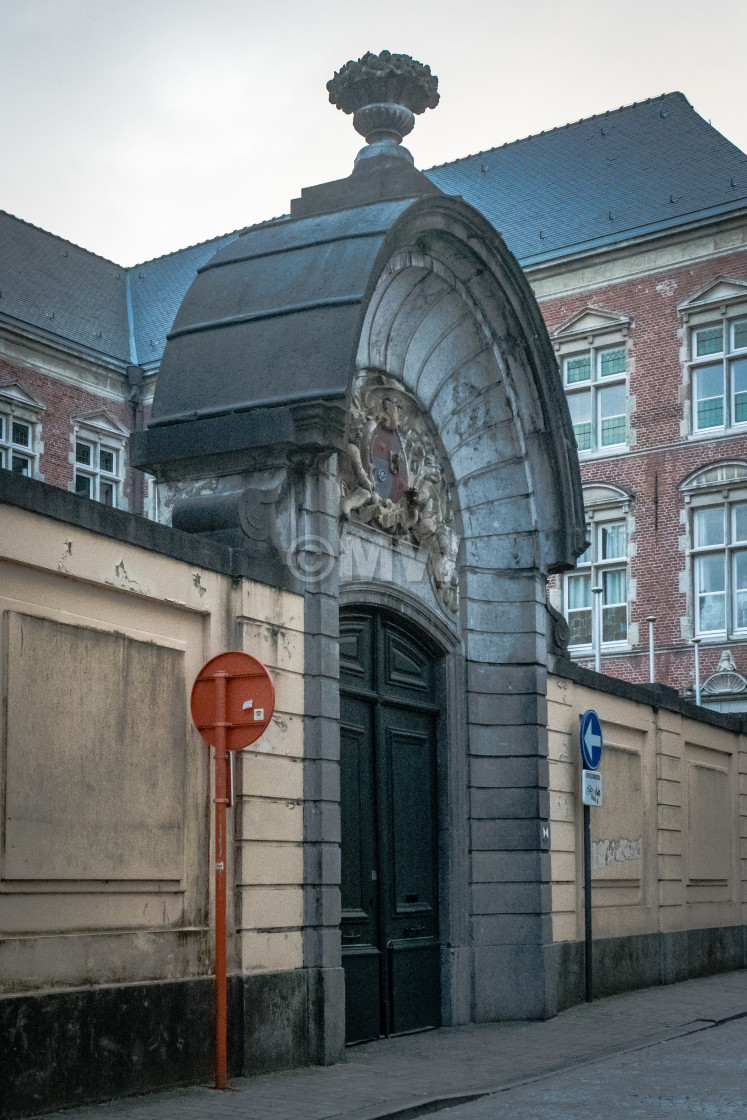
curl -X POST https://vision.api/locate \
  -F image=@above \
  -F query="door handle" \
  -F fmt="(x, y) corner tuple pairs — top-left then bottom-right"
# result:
(342, 932), (362, 944)
(404, 924), (425, 937)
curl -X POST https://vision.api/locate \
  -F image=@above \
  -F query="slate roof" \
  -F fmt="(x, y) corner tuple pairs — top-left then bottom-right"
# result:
(0, 210), (130, 361)
(126, 233), (243, 366)
(2, 92), (747, 369)
(0, 211), (242, 366)
(427, 92), (747, 266)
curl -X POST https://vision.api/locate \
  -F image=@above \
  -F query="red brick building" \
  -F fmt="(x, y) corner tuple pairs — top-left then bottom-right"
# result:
(3, 91), (747, 707)
(0, 217), (241, 517)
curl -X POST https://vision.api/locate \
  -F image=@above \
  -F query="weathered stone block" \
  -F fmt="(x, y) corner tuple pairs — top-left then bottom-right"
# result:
(303, 759), (340, 802)
(470, 756), (549, 790)
(471, 819), (550, 851)
(303, 800), (341, 844)
(471, 882), (551, 914)
(468, 692), (548, 727)
(464, 630), (547, 664)
(470, 787), (549, 820)
(468, 722), (548, 758)
(467, 662), (546, 695)
(471, 850), (549, 883)
(472, 913), (552, 944)
(473, 945), (550, 1020)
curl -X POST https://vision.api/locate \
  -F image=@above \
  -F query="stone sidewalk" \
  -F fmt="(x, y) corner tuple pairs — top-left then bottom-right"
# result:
(34, 970), (747, 1120)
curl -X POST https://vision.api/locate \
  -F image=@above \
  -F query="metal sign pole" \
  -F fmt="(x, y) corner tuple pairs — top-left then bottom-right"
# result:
(579, 708), (603, 1004)
(190, 651), (276, 1093)
(583, 802), (592, 1001)
(213, 670), (229, 1092)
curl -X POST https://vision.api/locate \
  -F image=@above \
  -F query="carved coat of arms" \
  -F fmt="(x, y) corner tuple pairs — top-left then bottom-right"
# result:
(339, 369), (459, 612)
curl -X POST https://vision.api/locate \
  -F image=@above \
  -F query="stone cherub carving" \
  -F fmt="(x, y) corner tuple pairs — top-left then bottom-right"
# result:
(339, 369), (459, 612)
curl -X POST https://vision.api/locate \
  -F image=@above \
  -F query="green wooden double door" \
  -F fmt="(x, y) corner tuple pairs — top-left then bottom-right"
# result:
(339, 609), (441, 1043)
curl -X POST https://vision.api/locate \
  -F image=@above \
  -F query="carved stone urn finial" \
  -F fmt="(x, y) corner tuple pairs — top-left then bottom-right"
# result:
(327, 51), (439, 169)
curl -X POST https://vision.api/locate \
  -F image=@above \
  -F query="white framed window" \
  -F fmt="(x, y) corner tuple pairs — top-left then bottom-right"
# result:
(692, 503), (747, 635)
(691, 318), (747, 432)
(680, 278), (747, 436)
(563, 484), (631, 651)
(552, 308), (631, 458)
(72, 411), (128, 508)
(682, 461), (747, 640)
(0, 382), (45, 477)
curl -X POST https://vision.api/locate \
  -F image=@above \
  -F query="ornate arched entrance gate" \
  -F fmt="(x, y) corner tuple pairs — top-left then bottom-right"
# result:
(339, 608), (440, 1042)
(133, 50), (586, 1069)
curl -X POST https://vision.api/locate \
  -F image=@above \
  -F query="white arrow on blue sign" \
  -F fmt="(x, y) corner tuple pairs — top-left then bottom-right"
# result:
(580, 709), (603, 770)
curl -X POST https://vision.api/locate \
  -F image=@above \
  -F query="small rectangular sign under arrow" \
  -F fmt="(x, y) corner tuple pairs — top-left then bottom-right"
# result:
(582, 769), (602, 806)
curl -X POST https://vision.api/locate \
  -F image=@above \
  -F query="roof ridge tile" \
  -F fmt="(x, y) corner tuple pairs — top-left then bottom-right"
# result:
(0, 208), (124, 269)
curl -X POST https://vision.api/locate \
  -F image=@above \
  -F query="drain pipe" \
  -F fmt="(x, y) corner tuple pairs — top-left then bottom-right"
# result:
(126, 365), (145, 516)
(646, 616), (656, 684)
(592, 585), (603, 673)
(692, 637), (702, 706)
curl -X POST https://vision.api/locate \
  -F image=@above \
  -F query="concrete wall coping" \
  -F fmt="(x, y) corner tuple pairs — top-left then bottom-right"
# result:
(0, 470), (264, 582)
(552, 655), (747, 735)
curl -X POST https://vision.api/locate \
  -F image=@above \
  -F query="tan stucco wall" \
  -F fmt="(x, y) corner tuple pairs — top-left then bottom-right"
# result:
(548, 674), (747, 944)
(0, 503), (304, 994)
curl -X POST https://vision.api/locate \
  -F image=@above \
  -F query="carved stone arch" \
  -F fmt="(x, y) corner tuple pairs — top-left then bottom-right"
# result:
(680, 460), (747, 493)
(339, 579), (463, 653)
(344, 198), (585, 1022)
(355, 196), (586, 583)
(582, 482), (633, 512)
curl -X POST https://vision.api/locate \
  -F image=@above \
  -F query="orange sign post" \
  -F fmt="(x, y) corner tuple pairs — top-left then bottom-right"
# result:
(190, 651), (275, 1090)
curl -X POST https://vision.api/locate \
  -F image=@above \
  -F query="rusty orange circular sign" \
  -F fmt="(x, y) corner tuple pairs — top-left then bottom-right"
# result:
(190, 651), (275, 750)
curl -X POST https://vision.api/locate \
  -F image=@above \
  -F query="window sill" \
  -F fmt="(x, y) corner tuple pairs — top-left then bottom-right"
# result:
(694, 632), (747, 643)
(577, 446), (629, 461)
(569, 641), (631, 655)
(688, 426), (747, 442)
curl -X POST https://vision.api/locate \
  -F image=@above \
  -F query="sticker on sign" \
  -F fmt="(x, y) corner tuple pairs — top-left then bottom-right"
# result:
(191, 651), (275, 750)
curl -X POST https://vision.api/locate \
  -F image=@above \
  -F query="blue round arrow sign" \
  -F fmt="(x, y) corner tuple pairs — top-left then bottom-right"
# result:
(580, 709), (603, 770)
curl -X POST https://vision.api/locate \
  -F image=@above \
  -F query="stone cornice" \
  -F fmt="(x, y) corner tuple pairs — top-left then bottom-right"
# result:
(530, 208), (747, 300)
(0, 321), (128, 403)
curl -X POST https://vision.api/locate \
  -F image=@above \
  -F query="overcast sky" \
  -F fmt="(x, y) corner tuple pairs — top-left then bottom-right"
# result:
(2, 0), (746, 266)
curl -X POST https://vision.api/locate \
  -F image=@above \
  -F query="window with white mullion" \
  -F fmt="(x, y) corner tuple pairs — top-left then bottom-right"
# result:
(563, 343), (626, 454)
(694, 550), (727, 634)
(732, 550), (747, 631)
(694, 364), (725, 430)
(0, 412), (34, 475)
(598, 382), (626, 448)
(564, 516), (628, 648)
(75, 437), (120, 506)
(691, 502), (747, 636)
(602, 566), (627, 643)
(731, 356), (747, 425)
(692, 317), (747, 433)
(567, 571), (592, 646)
(567, 390), (591, 452)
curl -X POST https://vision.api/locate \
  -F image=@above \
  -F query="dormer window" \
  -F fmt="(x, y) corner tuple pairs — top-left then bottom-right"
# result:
(552, 309), (631, 457)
